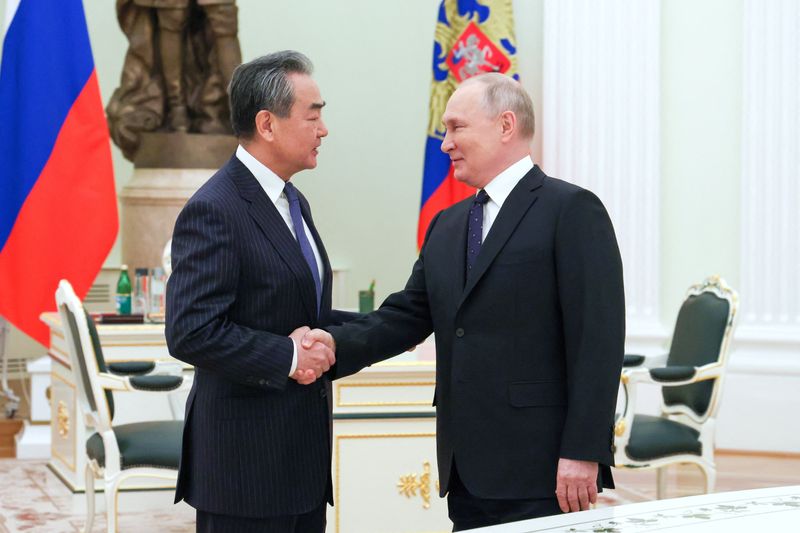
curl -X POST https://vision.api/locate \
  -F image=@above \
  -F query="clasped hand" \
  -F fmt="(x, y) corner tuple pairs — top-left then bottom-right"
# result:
(288, 327), (336, 385)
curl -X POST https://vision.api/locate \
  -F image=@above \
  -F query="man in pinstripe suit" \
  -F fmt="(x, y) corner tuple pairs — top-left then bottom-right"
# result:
(166, 51), (358, 533)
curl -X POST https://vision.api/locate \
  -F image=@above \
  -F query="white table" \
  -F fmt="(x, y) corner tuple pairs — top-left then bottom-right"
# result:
(469, 485), (800, 532)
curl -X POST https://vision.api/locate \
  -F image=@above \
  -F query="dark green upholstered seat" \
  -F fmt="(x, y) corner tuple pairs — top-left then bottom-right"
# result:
(662, 292), (729, 416)
(625, 414), (701, 461)
(86, 421), (182, 469)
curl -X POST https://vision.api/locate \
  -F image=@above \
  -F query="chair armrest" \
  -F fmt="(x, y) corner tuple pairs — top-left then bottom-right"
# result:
(623, 363), (722, 387)
(649, 366), (696, 382)
(97, 372), (193, 393)
(623, 353), (669, 368)
(623, 354), (646, 367)
(107, 361), (155, 376)
(129, 375), (184, 391)
(107, 360), (183, 377)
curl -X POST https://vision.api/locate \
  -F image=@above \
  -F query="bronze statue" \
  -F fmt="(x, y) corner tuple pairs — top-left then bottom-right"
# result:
(107, 0), (242, 161)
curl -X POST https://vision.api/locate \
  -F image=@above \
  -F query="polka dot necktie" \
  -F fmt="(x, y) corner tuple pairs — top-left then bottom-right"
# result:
(466, 189), (490, 275)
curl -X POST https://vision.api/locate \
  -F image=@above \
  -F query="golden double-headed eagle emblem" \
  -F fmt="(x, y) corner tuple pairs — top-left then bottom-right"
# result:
(427, 0), (519, 140)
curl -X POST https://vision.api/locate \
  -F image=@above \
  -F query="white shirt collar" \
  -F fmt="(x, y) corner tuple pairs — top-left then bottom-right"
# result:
(482, 155), (534, 208)
(236, 144), (288, 205)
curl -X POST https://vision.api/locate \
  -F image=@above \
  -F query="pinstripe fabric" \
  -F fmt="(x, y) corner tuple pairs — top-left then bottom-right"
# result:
(166, 156), (355, 518)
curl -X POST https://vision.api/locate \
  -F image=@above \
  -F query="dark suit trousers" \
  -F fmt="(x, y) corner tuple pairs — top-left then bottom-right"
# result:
(196, 502), (326, 533)
(447, 461), (562, 531)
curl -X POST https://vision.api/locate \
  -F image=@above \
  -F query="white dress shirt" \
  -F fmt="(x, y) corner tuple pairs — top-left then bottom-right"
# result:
(236, 145), (324, 376)
(480, 155), (534, 240)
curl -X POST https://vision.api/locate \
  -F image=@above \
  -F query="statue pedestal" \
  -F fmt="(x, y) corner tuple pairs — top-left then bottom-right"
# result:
(119, 132), (237, 270)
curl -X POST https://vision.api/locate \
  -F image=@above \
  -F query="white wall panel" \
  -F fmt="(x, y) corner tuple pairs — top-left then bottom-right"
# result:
(542, 0), (661, 333)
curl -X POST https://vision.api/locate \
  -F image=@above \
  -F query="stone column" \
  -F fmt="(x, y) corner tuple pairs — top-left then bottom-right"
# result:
(119, 132), (237, 270)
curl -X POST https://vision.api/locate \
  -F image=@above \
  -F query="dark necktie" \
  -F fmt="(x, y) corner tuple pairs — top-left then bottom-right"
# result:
(466, 189), (490, 274)
(284, 182), (321, 314)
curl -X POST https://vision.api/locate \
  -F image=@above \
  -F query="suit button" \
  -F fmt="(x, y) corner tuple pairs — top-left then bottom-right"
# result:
(320, 388), (327, 399)
(455, 328), (465, 338)
(259, 379), (268, 386)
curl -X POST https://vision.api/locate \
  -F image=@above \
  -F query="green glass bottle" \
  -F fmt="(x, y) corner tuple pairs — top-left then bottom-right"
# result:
(116, 264), (132, 315)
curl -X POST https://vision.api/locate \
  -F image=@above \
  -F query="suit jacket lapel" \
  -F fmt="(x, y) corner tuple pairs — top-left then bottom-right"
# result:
(459, 166), (545, 309)
(227, 157), (318, 320)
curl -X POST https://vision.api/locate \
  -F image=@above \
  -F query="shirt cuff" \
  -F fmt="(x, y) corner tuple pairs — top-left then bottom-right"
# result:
(288, 338), (298, 376)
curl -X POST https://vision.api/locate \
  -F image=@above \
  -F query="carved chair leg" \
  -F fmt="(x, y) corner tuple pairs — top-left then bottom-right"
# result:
(84, 464), (96, 533)
(656, 466), (668, 499)
(701, 463), (716, 494)
(104, 475), (123, 533)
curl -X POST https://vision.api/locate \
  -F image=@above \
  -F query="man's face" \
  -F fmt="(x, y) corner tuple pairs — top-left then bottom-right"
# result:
(440, 84), (503, 188)
(271, 73), (328, 177)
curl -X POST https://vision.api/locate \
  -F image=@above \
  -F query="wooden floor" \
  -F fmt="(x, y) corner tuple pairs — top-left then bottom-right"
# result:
(0, 452), (798, 532)
(603, 451), (800, 505)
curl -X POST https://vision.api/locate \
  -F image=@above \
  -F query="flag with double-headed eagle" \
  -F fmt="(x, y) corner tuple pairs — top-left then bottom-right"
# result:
(417, 0), (519, 248)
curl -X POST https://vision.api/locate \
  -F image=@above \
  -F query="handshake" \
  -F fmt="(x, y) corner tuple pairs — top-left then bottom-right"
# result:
(288, 326), (336, 385)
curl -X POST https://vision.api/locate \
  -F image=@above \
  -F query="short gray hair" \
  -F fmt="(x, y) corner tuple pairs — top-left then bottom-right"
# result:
(462, 73), (535, 139)
(229, 50), (314, 138)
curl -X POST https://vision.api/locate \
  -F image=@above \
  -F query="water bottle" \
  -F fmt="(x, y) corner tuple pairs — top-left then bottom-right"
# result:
(116, 265), (132, 315)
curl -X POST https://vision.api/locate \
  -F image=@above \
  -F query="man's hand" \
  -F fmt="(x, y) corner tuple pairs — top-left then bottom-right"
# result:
(301, 328), (336, 352)
(555, 458), (598, 513)
(288, 326), (335, 385)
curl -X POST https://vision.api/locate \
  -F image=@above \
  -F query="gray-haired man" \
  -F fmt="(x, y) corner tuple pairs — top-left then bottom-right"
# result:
(166, 50), (358, 532)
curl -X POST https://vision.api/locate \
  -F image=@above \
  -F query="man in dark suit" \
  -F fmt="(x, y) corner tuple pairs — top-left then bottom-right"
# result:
(166, 51), (357, 533)
(306, 73), (625, 531)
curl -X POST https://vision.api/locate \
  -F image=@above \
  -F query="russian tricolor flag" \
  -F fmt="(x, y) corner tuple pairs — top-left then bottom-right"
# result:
(418, 0), (519, 249)
(0, 0), (118, 345)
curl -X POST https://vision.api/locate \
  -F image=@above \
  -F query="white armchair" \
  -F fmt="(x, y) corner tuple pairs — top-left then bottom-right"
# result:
(614, 275), (739, 498)
(56, 280), (192, 533)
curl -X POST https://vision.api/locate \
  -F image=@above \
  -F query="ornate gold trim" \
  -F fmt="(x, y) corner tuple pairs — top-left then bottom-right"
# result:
(614, 419), (626, 437)
(397, 461), (434, 509)
(336, 382), (435, 408)
(335, 432), (437, 533)
(57, 401), (70, 439)
(50, 371), (77, 472)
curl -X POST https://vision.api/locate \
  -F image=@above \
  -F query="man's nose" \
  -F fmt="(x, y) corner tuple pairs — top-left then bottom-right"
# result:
(318, 120), (329, 138)
(440, 133), (453, 153)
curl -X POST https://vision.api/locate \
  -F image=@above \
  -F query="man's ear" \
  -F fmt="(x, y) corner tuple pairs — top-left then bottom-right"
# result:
(499, 110), (516, 142)
(255, 109), (275, 141)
